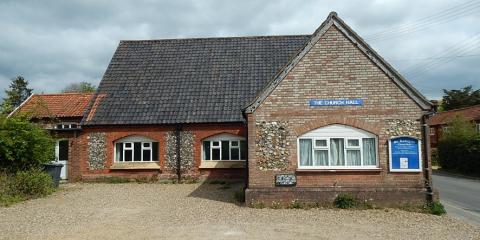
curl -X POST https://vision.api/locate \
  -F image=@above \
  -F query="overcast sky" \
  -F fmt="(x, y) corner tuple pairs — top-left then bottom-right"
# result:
(0, 0), (479, 100)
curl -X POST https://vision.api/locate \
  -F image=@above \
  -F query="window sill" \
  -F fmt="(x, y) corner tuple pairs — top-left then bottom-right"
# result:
(199, 160), (246, 169)
(296, 168), (382, 173)
(110, 162), (160, 170)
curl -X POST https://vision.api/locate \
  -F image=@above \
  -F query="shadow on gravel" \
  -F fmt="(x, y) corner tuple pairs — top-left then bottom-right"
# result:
(187, 179), (245, 206)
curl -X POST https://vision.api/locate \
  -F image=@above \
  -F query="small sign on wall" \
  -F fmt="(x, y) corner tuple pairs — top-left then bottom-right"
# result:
(389, 136), (422, 172)
(309, 99), (363, 107)
(275, 174), (296, 186)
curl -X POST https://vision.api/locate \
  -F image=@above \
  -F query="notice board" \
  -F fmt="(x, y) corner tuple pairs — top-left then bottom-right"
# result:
(389, 136), (422, 172)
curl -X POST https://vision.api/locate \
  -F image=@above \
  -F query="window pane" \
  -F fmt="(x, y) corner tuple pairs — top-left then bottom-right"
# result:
(125, 150), (133, 161)
(315, 139), (327, 147)
(240, 140), (247, 160)
(231, 141), (239, 147)
(143, 142), (151, 148)
(58, 140), (69, 161)
(134, 142), (142, 161)
(152, 142), (158, 161)
(314, 150), (328, 166)
(212, 141), (220, 146)
(346, 150), (361, 166)
(231, 148), (240, 160)
(347, 139), (359, 147)
(125, 142), (132, 148)
(212, 148), (220, 160)
(115, 143), (123, 161)
(221, 141), (230, 160)
(143, 150), (151, 161)
(363, 138), (376, 165)
(330, 138), (344, 166)
(299, 139), (313, 166)
(203, 141), (211, 160)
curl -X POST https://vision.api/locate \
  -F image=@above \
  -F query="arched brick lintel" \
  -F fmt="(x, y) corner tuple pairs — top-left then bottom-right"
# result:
(200, 131), (246, 141)
(293, 116), (382, 137)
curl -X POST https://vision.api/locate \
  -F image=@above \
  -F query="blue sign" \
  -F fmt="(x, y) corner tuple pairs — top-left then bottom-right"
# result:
(389, 136), (422, 172)
(309, 99), (363, 107)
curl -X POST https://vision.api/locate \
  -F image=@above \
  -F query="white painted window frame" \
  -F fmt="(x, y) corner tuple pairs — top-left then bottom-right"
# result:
(297, 124), (379, 170)
(476, 123), (480, 133)
(201, 134), (246, 161)
(113, 136), (158, 163)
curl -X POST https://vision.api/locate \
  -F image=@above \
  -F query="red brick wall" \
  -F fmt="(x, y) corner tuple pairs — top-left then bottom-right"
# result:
(69, 123), (247, 182)
(248, 26), (428, 192)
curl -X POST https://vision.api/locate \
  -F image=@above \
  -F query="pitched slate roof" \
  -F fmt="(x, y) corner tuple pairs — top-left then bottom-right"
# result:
(83, 35), (310, 125)
(11, 93), (94, 119)
(427, 105), (480, 126)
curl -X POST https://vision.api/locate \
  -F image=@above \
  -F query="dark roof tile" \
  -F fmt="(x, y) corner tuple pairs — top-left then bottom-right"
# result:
(83, 35), (310, 125)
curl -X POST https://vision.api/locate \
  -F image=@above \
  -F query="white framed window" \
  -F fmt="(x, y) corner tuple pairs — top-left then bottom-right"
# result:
(443, 126), (450, 133)
(476, 123), (480, 133)
(298, 124), (378, 169)
(114, 135), (158, 162)
(429, 127), (435, 135)
(55, 123), (78, 129)
(202, 134), (247, 161)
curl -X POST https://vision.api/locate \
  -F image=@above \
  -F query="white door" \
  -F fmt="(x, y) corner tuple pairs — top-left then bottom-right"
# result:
(55, 140), (69, 180)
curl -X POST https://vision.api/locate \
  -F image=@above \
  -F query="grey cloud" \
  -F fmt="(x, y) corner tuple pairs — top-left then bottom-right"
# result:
(0, 0), (478, 100)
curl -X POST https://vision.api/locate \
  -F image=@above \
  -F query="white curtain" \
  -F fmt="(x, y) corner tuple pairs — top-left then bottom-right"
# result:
(314, 150), (328, 166)
(299, 139), (312, 166)
(346, 150), (361, 166)
(330, 138), (344, 166)
(363, 138), (376, 165)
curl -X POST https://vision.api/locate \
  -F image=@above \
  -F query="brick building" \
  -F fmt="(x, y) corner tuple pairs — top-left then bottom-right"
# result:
(427, 104), (480, 148)
(13, 12), (435, 206)
(10, 93), (94, 180)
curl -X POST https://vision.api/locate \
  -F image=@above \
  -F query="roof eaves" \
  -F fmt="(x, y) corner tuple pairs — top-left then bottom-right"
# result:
(7, 93), (34, 118)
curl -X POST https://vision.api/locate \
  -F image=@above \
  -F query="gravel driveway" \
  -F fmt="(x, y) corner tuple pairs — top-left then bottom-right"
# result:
(0, 183), (478, 240)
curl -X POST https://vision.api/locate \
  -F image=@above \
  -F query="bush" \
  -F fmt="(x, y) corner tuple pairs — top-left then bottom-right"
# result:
(437, 116), (480, 175)
(428, 201), (446, 216)
(8, 169), (55, 198)
(334, 194), (357, 209)
(431, 148), (439, 166)
(0, 116), (55, 172)
(0, 169), (55, 206)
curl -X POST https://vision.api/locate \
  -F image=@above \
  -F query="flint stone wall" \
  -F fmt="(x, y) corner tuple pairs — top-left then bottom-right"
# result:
(164, 131), (194, 172)
(255, 121), (290, 171)
(88, 132), (106, 170)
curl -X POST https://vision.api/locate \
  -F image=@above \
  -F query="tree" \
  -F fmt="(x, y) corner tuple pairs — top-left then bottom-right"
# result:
(437, 116), (480, 175)
(0, 115), (55, 172)
(1, 76), (33, 114)
(441, 85), (480, 111)
(62, 82), (96, 93)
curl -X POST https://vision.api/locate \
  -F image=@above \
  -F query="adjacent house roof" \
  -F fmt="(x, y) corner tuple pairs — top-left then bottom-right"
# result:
(10, 93), (94, 119)
(83, 12), (432, 126)
(427, 105), (480, 126)
(82, 35), (310, 125)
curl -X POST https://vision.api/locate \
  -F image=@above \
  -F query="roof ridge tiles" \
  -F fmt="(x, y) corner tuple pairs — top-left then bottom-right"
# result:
(119, 34), (311, 43)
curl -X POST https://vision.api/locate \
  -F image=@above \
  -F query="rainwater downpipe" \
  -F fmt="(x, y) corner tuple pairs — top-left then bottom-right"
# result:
(421, 110), (435, 203)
